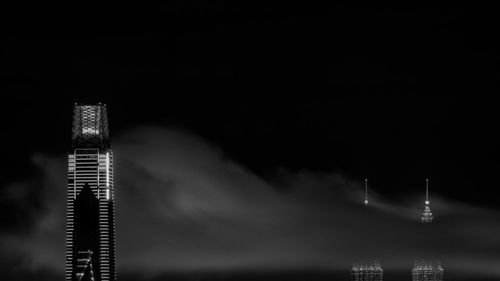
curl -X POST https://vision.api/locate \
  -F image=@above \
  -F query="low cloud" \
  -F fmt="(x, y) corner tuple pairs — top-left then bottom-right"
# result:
(1, 126), (500, 279)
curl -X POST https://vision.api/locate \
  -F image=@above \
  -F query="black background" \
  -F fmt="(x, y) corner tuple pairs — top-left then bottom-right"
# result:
(3, 5), (500, 203)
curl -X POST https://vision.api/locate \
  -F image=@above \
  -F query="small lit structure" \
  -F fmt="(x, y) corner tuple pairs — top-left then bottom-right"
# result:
(412, 260), (443, 281)
(351, 260), (383, 281)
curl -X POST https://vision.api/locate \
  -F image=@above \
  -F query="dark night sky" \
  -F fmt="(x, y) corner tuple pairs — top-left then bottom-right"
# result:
(1, 5), (500, 281)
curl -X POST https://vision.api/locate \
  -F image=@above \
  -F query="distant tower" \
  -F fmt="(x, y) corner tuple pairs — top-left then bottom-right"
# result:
(421, 179), (433, 223)
(350, 179), (383, 281)
(412, 179), (442, 281)
(66, 104), (116, 281)
(351, 260), (383, 281)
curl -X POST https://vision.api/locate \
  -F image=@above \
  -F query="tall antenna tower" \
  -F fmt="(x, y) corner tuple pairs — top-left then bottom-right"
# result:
(364, 178), (369, 206)
(421, 178), (433, 223)
(412, 179), (443, 281)
(351, 179), (384, 281)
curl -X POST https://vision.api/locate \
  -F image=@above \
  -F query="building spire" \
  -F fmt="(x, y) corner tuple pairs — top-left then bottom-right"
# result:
(425, 178), (429, 205)
(364, 178), (369, 206)
(421, 178), (433, 223)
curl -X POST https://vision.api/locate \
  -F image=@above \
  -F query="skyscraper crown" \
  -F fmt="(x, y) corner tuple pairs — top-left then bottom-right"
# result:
(72, 103), (110, 150)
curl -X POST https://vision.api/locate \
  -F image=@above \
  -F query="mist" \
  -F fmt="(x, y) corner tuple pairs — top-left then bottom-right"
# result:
(1, 126), (499, 279)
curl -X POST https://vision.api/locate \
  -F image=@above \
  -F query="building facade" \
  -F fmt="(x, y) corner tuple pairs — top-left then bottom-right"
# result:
(65, 104), (116, 281)
(412, 260), (443, 281)
(351, 261), (383, 281)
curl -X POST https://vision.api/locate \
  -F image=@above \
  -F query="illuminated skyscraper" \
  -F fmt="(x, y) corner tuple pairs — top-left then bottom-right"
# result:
(66, 104), (116, 281)
(350, 179), (383, 281)
(412, 179), (442, 281)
